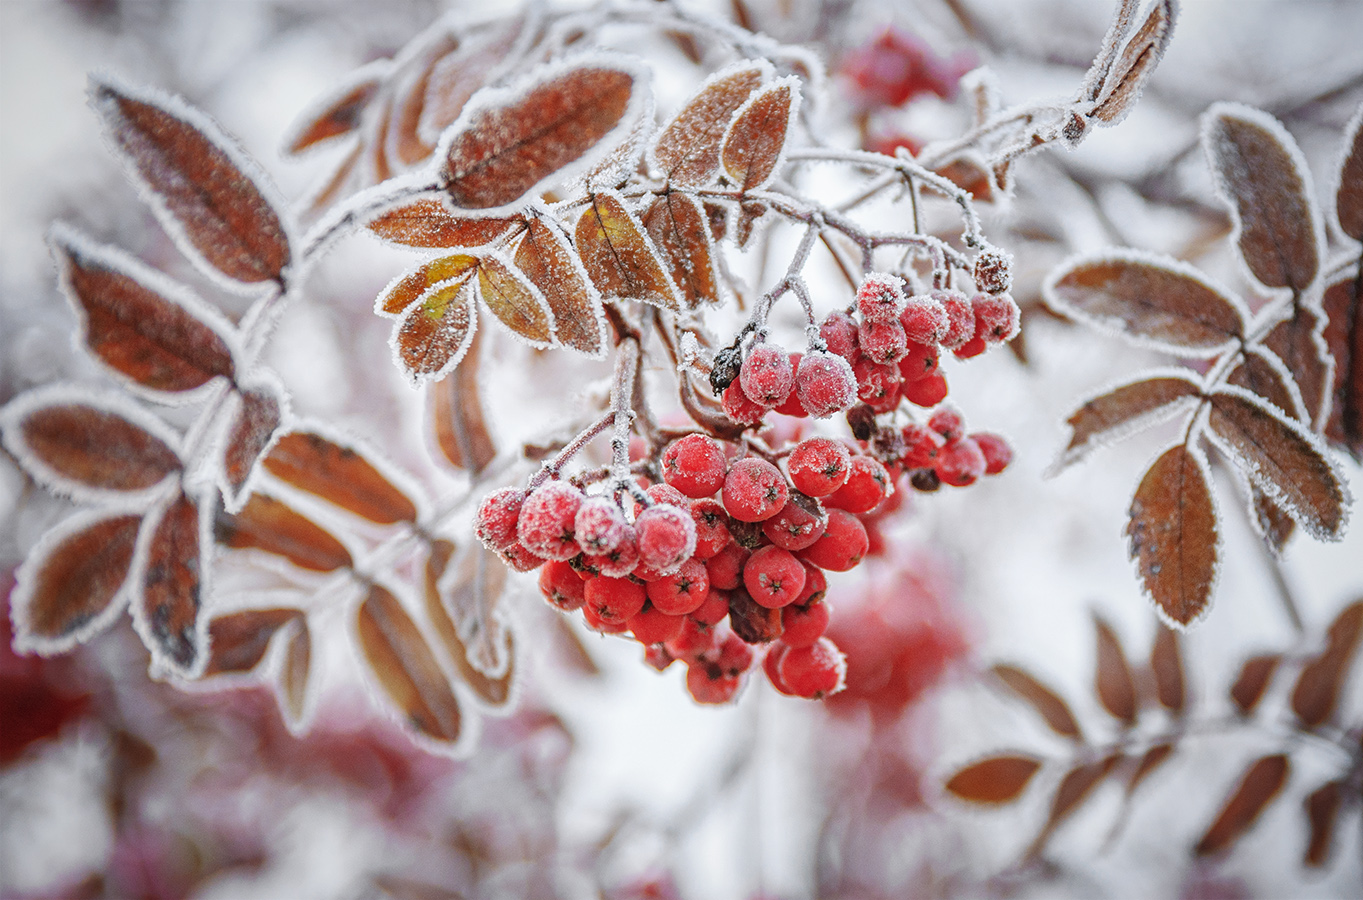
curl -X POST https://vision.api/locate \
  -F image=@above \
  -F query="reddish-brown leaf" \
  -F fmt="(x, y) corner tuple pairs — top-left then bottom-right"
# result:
(1057, 374), (1202, 470)
(1126, 445), (1219, 627)
(434, 543), (510, 677)
(357, 584), (463, 743)
(943, 755), (1042, 804)
(934, 156), (995, 203)
(1322, 274), (1363, 460)
(5, 399), (181, 494)
(52, 229), (236, 393)
(1264, 305), (1332, 430)
(1150, 625), (1186, 716)
(377, 253), (481, 316)
(732, 198), (769, 249)
(654, 62), (766, 186)
(720, 79), (795, 192)
(423, 540), (514, 707)
(1291, 600), (1363, 728)
(1303, 780), (1344, 868)
(214, 493), (353, 572)
(430, 323), (497, 473)
(1194, 754), (1290, 856)
(14, 514), (141, 649)
(221, 385), (282, 508)
(442, 65), (636, 210)
(642, 192), (720, 308)
(394, 277), (478, 384)
(91, 79), (291, 285)
(264, 431), (417, 524)
(1227, 347), (1304, 422)
(477, 252), (553, 345)
(306, 143), (362, 215)
(1250, 484), (1296, 555)
(1045, 252), (1244, 355)
(139, 492), (204, 673)
(285, 63), (384, 155)
(1089, 0), (1174, 126)
(1026, 755), (1121, 858)
(1229, 653), (1280, 715)
(418, 19), (525, 145)
(387, 34), (457, 167)
(281, 619), (311, 725)
(1206, 387), (1347, 540)
(203, 608), (298, 676)
(514, 216), (605, 356)
(1093, 615), (1138, 725)
(1337, 105), (1363, 240)
(368, 198), (520, 248)
(1125, 742), (1175, 797)
(575, 192), (682, 311)
(1204, 104), (1319, 292)
(991, 664), (1083, 741)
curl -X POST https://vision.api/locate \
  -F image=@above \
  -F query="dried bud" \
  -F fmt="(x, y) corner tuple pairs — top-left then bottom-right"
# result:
(973, 249), (1013, 294)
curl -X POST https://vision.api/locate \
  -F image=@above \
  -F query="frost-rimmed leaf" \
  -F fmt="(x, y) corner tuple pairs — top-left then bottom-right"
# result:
(392, 276), (478, 386)
(1229, 653), (1280, 715)
(385, 32), (458, 168)
(1044, 250), (1245, 356)
(430, 325), (497, 473)
(991, 664), (1082, 741)
(1054, 372), (1202, 472)
(1249, 484), (1296, 556)
(439, 58), (646, 213)
(642, 192), (721, 308)
(943, 755), (1042, 804)
(202, 607), (299, 676)
(357, 583), (464, 746)
(263, 427), (419, 525)
(1227, 346), (1306, 423)
(283, 60), (388, 156)
(1204, 386), (1348, 540)
(1263, 304), (1333, 431)
(1150, 625), (1185, 716)
(220, 379), (285, 513)
(1194, 754), (1290, 856)
(433, 543), (510, 677)
(368, 196), (521, 249)
(417, 15), (530, 147)
(575, 191), (683, 312)
(134, 489), (208, 676)
(934, 154), (996, 204)
(214, 493), (353, 573)
(423, 541), (515, 710)
(1322, 274), (1363, 460)
(513, 215), (606, 357)
(1088, 0), (1175, 127)
(1093, 615), (1137, 725)
(50, 225), (237, 398)
(1335, 103), (1363, 241)
(652, 60), (769, 186)
(10, 510), (143, 655)
(90, 76), (291, 287)
(720, 77), (798, 192)
(1303, 780), (1344, 868)
(1290, 600), (1363, 729)
(475, 250), (555, 346)
(1203, 103), (1321, 292)
(1, 385), (182, 501)
(1126, 445), (1219, 628)
(376, 253), (481, 318)
(1025, 755), (1121, 859)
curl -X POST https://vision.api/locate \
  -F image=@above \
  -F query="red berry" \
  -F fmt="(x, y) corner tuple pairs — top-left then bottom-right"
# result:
(857, 319), (908, 364)
(772, 353), (808, 416)
(897, 341), (940, 382)
(778, 637), (846, 698)
(645, 482), (690, 508)
(855, 272), (906, 322)
(793, 561), (827, 606)
(853, 357), (902, 414)
(953, 336), (987, 359)
(934, 436), (986, 487)
(972, 291), (1020, 344)
(900, 371), (948, 407)
(971, 432), (1013, 475)
(781, 600), (830, 649)
(722, 378), (768, 426)
(539, 559), (586, 611)
(584, 527), (639, 577)
(796, 351), (857, 418)
(740, 343), (794, 406)
(706, 542), (750, 590)
(666, 617), (716, 662)
(973, 248), (1013, 294)
(629, 604), (686, 645)
(644, 644), (675, 671)
(584, 575), (647, 625)
(764, 643), (795, 694)
(787, 438), (852, 497)
(819, 310), (859, 362)
(646, 557), (710, 616)
(582, 602), (630, 634)
(721, 457), (789, 522)
(825, 455), (892, 514)
(799, 509), (868, 572)
(744, 545), (808, 609)
(934, 289), (974, 350)
(635, 503), (697, 574)
(662, 434), (728, 499)
(517, 481), (584, 560)
(900, 294), (949, 345)
(690, 499), (733, 559)
(761, 496), (827, 551)
(499, 543), (548, 573)
(475, 487), (525, 552)
(900, 423), (945, 468)
(865, 130), (923, 158)
(712, 632), (755, 676)
(686, 661), (740, 704)
(927, 406), (965, 441)
(691, 588), (731, 626)
(574, 496), (628, 554)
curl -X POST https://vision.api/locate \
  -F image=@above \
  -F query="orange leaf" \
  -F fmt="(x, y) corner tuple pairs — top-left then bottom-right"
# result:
(575, 191), (682, 312)
(91, 78), (291, 285)
(376, 253), (480, 316)
(387, 34), (457, 167)
(221, 384), (282, 509)
(423, 540), (514, 708)
(393, 277), (479, 384)
(430, 326), (497, 473)
(1194, 754), (1290, 856)
(203, 608), (299, 676)
(1126, 445), (1219, 627)
(1150, 625), (1186, 716)
(418, 18), (527, 146)
(1303, 780), (1344, 868)
(1093, 615), (1137, 725)
(514, 216), (606, 356)
(263, 430), (417, 524)
(1290, 600), (1363, 728)
(944, 755), (1042, 804)
(653, 62), (767, 186)
(991, 664), (1083, 741)
(1056, 374), (1202, 471)
(357, 584), (463, 743)
(720, 79), (796, 192)
(1229, 653), (1280, 715)
(368, 197), (521, 249)
(137, 491), (205, 673)
(214, 493), (353, 572)
(284, 62), (385, 155)
(1322, 274), (1363, 461)
(641, 192), (720, 308)
(477, 252), (554, 345)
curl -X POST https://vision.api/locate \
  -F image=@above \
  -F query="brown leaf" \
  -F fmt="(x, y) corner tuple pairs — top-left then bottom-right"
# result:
(442, 65), (637, 210)
(377, 253), (481, 316)
(203, 608), (298, 676)
(654, 62), (766, 186)
(1290, 600), (1363, 728)
(1303, 780), (1344, 868)
(1026, 755), (1121, 858)
(1056, 374), (1202, 470)
(263, 430), (417, 524)
(1093, 615), (1138, 725)
(476, 252), (554, 345)
(991, 664), (1083, 741)
(394, 277), (478, 384)
(387, 34), (457, 167)
(14, 513), (141, 649)
(430, 324), (497, 473)
(1322, 274), (1363, 460)
(51, 229), (236, 393)
(575, 191), (682, 311)
(139, 491), (205, 673)
(642, 192), (720, 308)
(1337, 105), (1363, 240)
(1194, 754), (1290, 856)
(1125, 742), (1174, 797)
(1150, 625), (1186, 716)
(1250, 484), (1296, 555)
(733, 198), (769, 249)
(943, 755), (1042, 804)
(418, 19), (526, 145)
(1204, 104), (1319, 292)
(368, 198), (520, 248)
(423, 540), (514, 707)
(514, 216), (606, 356)
(285, 63), (384, 155)
(434, 543), (510, 676)
(221, 384), (282, 508)
(357, 584), (463, 743)
(934, 156), (995, 203)
(280, 619), (310, 726)
(1227, 347), (1304, 422)
(214, 493), (353, 572)
(720, 79), (795, 192)
(90, 78), (291, 285)
(1206, 387), (1347, 540)
(1045, 252), (1244, 355)
(1229, 653), (1280, 715)
(306, 143), (363, 215)
(1264, 305), (1332, 430)
(1126, 445), (1219, 627)
(1089, 0), (1175, 126)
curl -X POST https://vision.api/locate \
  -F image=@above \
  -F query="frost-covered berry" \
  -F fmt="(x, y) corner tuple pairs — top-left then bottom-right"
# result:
(796, 351), (857, 419)
(857, 319), (908, 364)
(778, 637), (846, 698)
(853, 358), (902, 414)
(744, 545), (808, 609)
(973, 248), (1013, 294)
(971, 291), (1020, 344)
(686, 661), (741, 704)
(740, 343), (794, 406)
(584, 575), (647, 625)
(972, 432), (1013, 475)
(819, 310), (860, 362)
(787, 437), (852, 498)
(539, 559), (586, 611)
(773, 353), (808, 416)
(517, 481), (584, 560)
(662, 434), (728, 499)
(690, 499), (733, 559)
(635, 503), (698, 575)
(583, 526), (639, 578)
(499, 543), (548, 573)
(900, 423), (945, 468)
(825, 455), (893, 514)
(475, 487), (525, 552)
(762, 496), (827, 551)
(799, 509), (868, 572)
(574, 495), (628, 554)
(646, 557), (710, 616)
(900, 293), (950, 346)
(781, 599), (830, 648)
(855, 272), (907, 322)
(722, 457), (789, 522)
(934, 436), (986, 487)
(723, 378), (768, 426)
(897, 341), (939, 383)
(646, 482), (690, 508)
(706, 541), (750, 590)
(629, 605), (686, 645)
(927, 406), (965, 442)
(934, 289), (975, 350)
(901, 371), (948, 407)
